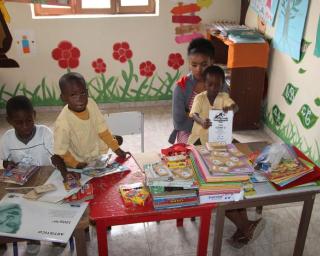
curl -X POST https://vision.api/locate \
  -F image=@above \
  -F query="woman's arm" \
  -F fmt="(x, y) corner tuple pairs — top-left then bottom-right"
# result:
(172, 85), (189, 124)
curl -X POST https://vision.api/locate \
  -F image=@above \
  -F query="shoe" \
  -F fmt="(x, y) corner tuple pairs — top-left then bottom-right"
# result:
(51, 242), (66, 255)
(26, 240), (41, 255)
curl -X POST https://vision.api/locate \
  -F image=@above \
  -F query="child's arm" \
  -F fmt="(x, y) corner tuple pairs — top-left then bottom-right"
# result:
(99, 131), (130, 159)
(51, 154), (81, 182)
(191, 113), (212, 129)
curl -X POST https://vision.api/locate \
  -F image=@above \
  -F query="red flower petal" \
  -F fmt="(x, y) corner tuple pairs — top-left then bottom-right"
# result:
(58, 59), (68, 69)
(113, 43), (121, 51)
(121, 42), (129, 50)
(140, 62), (146, 69)
(113, 52), (120, 60)
(97, 58), (103, 63)
(126, 50), (132, 59)
(101, 68), (106, 73)
(52, 48), (62, 60)
(102, 63), (106, 68)
(92, 61), (97, 68)
(151, 64), (156, 71)
(62, 50), (71, 59)
(69, 58), (79, 68)
(119, 56), (127, 63)
(58, 41), (72, 50)
(140, 70), (146, 76)
(71, 47), (80, 58)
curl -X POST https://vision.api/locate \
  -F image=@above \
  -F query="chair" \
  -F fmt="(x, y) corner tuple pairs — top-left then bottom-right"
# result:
(105, 111), (144, 152)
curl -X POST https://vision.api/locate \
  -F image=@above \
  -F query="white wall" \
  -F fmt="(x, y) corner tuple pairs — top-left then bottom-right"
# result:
(0, 0), (240, 105)
(246, 1), (320, 165)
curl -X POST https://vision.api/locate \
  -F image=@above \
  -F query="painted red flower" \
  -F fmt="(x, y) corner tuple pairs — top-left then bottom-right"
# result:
(112, 42), (133, 63)
(92, 58), (106, 74)
(139, 61), (156, 77)
(167, 53), (184, 70)
(51, 41), (80, 69)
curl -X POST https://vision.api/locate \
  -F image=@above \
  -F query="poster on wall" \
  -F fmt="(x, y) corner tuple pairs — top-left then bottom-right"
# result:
(273, 0), (310, 61)
(0, 193), (87, 243)
(314, 16), (320, 57)
(250, 0), (279, 26)
(13, 30), (37, 56)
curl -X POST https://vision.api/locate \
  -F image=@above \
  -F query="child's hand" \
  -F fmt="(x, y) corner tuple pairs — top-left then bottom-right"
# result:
(76, 162), (87, 169)
(51, 155), (81, 182)
(114, 148), (131, 159)
(201, 118), (212, 129)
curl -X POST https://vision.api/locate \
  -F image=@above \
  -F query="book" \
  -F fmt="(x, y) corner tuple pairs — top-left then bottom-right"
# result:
(64, 183), (94, 205)
(119, 182), (149, 206)
(0, 164), (39, 185)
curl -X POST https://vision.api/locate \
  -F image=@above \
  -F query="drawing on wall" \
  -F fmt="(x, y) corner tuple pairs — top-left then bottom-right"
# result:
(13, 30), (36, 56)
(282, 82), (298, 105)
(271, 104), (285, 126)
(297, 104), (318, 129)
(171, 1), (203, 44)
(314, 16), (320, 57)
(315, 97), (320, 107)
(196, 0), (213, 8)
(51, 40), (80, 70)
(250, 0), (279, 26)
(0, 6), (19, 67)
(273, 0), (310, 61)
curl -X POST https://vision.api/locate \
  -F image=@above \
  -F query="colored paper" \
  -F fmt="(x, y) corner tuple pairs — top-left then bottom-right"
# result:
(175, 32), (203, 44)
(273, 0), (310, 61)
(250, 0), (279, 26)
(314, 16), (320, 57)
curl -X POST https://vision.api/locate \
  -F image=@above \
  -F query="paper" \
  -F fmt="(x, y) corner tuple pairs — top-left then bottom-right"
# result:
(208, 110), (233, 144)
(38, 170), (92, 203)
(0, 193), (87, 243)
(250, 0), (279, 26)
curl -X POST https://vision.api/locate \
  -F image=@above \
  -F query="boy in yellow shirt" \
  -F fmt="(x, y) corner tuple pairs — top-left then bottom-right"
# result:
(54, 72), (129, 172)
(188, 65), (236, 145)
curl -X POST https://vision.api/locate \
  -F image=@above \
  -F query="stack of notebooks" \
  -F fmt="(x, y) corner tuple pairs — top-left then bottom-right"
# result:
(143, 157), (199, 210)
(189, 143), (254, 204)
(0, 164), (39, 185)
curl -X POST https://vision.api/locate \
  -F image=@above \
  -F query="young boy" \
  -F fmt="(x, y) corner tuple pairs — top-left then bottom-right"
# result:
(188, 65), (264, 248)
(54, 72), (129, 171)
(188, 65), (236, 145)
(0, 95), (53, 254)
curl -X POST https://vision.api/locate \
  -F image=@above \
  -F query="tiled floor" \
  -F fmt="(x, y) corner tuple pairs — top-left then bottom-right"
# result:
(1, 105), (319, 256)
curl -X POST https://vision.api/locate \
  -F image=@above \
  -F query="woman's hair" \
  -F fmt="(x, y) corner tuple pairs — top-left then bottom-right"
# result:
(6, 96), (34, 118)
(187, 38), (215, 59)
(202, 65), (225, 83)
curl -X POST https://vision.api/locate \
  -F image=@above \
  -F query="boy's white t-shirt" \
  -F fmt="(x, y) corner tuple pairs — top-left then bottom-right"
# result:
(0, 125), (53, 166)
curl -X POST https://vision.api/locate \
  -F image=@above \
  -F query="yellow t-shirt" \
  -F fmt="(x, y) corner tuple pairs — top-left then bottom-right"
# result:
(188, 91), (235, 145)
(54, 98), (118, 163)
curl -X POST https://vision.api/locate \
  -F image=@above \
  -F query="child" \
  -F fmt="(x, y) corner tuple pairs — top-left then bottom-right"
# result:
(188, 65), (235, 145)
(0, 96), (53, 254)
(54, 72), (129, 170)
(189, 66), (265, 248)
(169, 38), (229, 144)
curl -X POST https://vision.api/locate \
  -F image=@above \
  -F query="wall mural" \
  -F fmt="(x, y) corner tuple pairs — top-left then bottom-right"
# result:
(0, 40), (185, 108)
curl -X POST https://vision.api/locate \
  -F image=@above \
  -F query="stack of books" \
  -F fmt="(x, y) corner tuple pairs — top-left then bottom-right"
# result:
(0, 164), (40, 185)
(143, 153), (199, 210)
(189, 144), (254, 203)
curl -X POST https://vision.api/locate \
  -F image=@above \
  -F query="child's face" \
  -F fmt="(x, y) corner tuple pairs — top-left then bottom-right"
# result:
(205, 74), (222, 97)
(188, 54), (212, 81)
(7, 110), (35, 139)
(61, 82), (88, 112)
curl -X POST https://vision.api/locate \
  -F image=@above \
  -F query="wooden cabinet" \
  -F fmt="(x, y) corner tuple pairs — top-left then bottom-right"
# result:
(210, 36), (268, 130)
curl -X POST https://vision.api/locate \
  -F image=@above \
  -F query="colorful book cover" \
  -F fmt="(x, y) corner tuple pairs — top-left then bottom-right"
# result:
(119, 182), (149, 206)
(64, 183), (94, 205)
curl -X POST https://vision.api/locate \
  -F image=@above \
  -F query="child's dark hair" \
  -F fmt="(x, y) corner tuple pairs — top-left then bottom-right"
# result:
(187, 38), (215, 59)
(59, 72), (86, 93)
(202, 65), (225, 83)
(6, 96), (34, 117)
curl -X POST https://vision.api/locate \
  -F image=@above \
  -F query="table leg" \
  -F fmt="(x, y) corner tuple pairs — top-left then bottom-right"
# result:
(74, 228), (87, 256)
(96, 221), (108, 256)
(293, 195), (315, 256)
(197, 209), (212, 256)
(212, 207), (226, 256)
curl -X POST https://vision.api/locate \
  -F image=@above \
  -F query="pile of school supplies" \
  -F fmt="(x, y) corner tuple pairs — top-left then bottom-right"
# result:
(143, 144), (199, 210)
(0, 164), (39, 185)
(189, 143), (254, 203)
(255, 144), (320, 190)
(64, 183), (94, 205)
(119, 182), (149, 206)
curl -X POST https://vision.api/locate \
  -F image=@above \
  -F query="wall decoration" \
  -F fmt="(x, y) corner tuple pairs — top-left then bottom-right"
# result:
(171, 1), (203, 44)
(51, 40), (80, 70)
(298, 68), (306, 74)
(282, 82), (298, 105)
(315, 97), (320, 107)
(0, 8), (19, 67)
(314, 16), (320, 57)
(273, 0), (310, 61)
(196, 0), (213, 8)
(292, 39), (311, 64)
(250, 0), (279, 26)
(272, 104), (285, 126)
(265, 109), (320, 166)
(13, 30), (36, 56)
(297, 104), (318, 129)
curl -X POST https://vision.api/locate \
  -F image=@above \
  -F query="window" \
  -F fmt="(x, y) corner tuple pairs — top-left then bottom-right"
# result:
(34, 0), (156, 16)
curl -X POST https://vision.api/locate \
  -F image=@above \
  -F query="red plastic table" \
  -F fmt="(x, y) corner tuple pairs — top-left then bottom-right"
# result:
(89, 156), (216, 256)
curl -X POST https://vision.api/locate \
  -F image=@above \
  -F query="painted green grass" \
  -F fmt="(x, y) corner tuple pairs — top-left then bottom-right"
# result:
(264, 109), (320, 166)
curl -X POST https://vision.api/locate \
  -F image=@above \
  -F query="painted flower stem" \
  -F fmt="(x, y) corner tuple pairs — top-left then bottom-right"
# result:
(121, 59), (134, 99)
